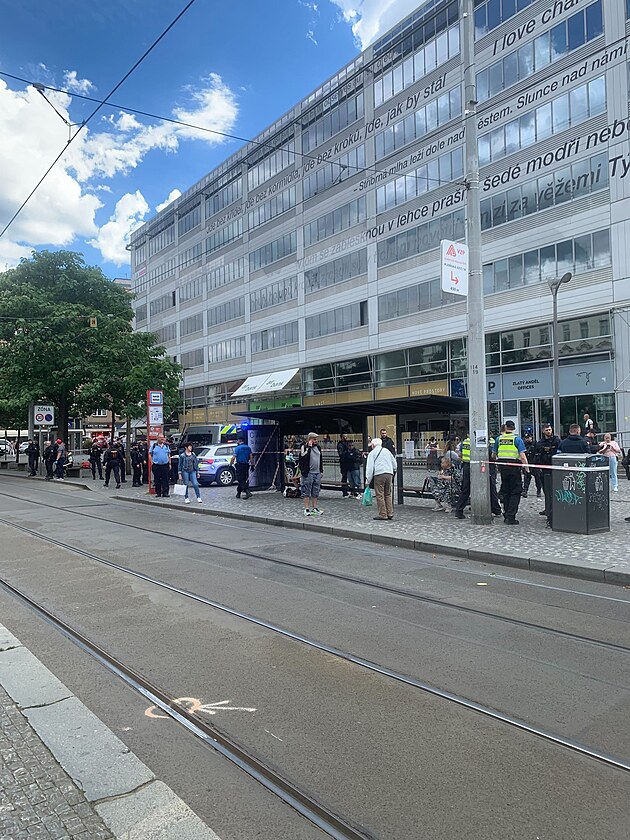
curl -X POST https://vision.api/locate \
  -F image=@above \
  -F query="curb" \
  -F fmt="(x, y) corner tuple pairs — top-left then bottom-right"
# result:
(0, 472), (94, 491)
(0, 623), (221, 840)
(112, 495), (630, 588)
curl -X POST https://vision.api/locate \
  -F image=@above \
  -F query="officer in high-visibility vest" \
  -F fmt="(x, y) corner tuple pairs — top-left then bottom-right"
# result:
(455, 435), (503, 519)
(454, 436), (471, 519)
(492, 420), (529, 524)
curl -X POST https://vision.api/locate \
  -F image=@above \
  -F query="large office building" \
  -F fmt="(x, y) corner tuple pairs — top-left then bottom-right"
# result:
(130, 0), (630, 439)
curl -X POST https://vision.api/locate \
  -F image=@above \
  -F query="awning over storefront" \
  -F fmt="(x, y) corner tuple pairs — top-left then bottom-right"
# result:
(232, 368), (299, 398)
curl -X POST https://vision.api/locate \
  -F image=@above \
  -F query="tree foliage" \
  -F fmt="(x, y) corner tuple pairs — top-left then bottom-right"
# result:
(0, 250), (180, 440)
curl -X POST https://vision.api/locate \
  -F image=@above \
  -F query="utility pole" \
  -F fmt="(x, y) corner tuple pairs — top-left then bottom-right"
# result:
(462, 0), (491, 524)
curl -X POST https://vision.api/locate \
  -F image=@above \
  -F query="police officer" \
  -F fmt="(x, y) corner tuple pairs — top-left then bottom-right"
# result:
(533, 423), (560, 528)
(454, 434), (502, 519)
(453, 435), (471, 520)
(492, 420), (529, 525)
(232, 435), (254, 499)
(89, 440), (103, 480)
(521, 432), (542, 498)
(43, 440), (56, 481)
(103, 441), (122, 488)
(25, 439), (40, 476)
(130, 442), (143, 486)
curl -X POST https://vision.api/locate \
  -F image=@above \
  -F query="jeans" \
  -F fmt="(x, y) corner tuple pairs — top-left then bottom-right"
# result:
(181, 469), (201, 499)
(608, 456), (618, 491)
(55, 457), (65, 479)
(348, 468), (361, 494)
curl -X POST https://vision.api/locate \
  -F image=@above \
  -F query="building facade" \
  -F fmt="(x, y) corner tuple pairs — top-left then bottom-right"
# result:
(130, 0), (630, 439)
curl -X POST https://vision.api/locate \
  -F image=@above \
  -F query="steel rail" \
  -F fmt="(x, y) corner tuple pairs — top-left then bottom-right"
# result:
(0, 493), (629, 654)
(0, 574), (374, 840)
(1, 517), (629, 774)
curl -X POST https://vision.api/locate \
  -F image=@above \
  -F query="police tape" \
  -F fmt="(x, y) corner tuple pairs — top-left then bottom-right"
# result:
(469, 459), (610, 472)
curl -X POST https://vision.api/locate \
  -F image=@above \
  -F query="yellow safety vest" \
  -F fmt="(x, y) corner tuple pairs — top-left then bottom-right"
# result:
(497, 433), (519, 461)
(461, 437), (471, 462)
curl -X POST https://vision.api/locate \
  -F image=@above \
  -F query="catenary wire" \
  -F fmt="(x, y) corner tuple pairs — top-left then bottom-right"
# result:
(0, 25), (625, 200)
(0, 0), (200, 241)
(0, 70), (463, 191)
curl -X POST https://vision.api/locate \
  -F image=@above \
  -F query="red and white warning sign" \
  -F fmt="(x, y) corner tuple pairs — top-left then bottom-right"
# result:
(441, 240), (469, 297)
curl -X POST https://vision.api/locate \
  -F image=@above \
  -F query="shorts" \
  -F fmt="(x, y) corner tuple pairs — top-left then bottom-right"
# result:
(300, 470), (321, 498)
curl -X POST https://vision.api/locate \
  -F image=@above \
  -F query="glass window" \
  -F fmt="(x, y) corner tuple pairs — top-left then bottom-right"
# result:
(488, 62), (503, 98)
(552, 94), (569, 133)
(567, 9), (585, 50)
(523, 249), (539, 284)
(557, 239), (573, 275)
(503, 51), (519, 88)
(537, 175), (554, 212)
(509, 254), (523, 288)
(586, 1), (603, 39)
(554, 166), (572, 204)
(574, 234), (592, 272)
(521, 178), (537, 216)
(540, 244), (556, 279)
(506, 187), (522, 222)
(494, 258), (508, 291)
(570, 84), (588, 124)
(550, 21), (567, 60)
(592, 230), (610, 267)
(588, 76), (606, 115)
(518, 41), (534, 78)
(520, 111), (535, 147)
(534, 31), (550, 70)
(536, 102), (552, 141)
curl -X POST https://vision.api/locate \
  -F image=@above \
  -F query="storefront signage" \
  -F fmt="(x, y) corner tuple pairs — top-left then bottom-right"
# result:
(410, 380), (448, 397)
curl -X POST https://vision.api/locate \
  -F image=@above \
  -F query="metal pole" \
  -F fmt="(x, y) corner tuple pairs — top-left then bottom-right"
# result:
(552, 285), (560, 435)
(462, 0), (491, 524)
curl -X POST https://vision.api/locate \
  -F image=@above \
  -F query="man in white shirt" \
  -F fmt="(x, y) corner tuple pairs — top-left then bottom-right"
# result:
(365, 438), (397, 521)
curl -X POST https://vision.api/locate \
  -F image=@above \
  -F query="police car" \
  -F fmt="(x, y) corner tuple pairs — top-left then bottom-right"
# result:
(195, 444), (236, 486)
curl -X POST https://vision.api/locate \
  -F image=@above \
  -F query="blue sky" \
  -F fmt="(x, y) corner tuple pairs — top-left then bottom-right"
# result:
(0, 0), (420, 275)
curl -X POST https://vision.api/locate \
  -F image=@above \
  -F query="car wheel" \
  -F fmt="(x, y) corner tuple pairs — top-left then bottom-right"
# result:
(216, 468), (235, 487)
(285, 464), (296, 480)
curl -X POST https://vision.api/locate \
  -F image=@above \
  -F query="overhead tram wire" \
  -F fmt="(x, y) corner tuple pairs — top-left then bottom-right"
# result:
(1, 17), (618, 234)
(0, 0), (200, 241)
(0, 70), (465, 192)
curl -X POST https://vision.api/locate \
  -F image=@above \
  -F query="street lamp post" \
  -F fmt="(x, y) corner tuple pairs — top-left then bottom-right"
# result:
(548, 272), (572, 435)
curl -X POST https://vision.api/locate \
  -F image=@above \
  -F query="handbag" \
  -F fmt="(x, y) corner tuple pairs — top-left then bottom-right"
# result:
(361, 487), (373, 506)
(173, 483), (187, 497)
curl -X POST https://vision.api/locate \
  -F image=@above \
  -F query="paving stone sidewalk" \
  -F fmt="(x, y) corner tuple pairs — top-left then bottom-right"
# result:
(0, 684), (113, 840)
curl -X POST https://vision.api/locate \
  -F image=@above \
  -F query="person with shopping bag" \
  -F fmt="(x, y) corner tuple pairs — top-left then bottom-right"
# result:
(364, 438), (397, 521)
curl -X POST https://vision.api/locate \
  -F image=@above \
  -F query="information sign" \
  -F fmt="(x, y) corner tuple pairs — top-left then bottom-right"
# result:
(34, 405), (55, 425)
(441, 240), (469, 297)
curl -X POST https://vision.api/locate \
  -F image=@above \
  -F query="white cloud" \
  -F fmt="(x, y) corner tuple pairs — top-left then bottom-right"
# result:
(88, 190), (149, 265)
(63, 70), (95, 94)
(306, 29), (318, 45)
(329, 0), (420, 49)
(0, 73), (238, 267)
(156, 189), (182, 212)
(173, 73), (238, 142)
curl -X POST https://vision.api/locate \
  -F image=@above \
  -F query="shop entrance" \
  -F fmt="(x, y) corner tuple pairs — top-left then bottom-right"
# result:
(497, 398), (554, 437)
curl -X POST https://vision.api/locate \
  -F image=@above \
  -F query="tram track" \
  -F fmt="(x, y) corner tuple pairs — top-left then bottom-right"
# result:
(0, 489), (629, 655)
(1, 514), (630, 776)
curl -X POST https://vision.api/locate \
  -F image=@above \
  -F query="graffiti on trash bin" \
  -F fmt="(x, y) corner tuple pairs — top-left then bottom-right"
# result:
(556, 474), (583, 506)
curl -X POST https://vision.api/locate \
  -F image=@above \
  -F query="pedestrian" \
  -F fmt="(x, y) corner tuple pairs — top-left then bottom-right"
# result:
(150, 435), (171, 497)
(117, 437), (127, 483)
(54, 438), (66, 481)
(557, 424), (590, 454)
(89, 439), (103, 480)
(130, 442), (143, 486)
(533, 424), (561, 528)
(379, 428), (396, 455)
(492, 420), (529, 525)
(103, 442), (122, 488)
(168, 437), (179, 484)
(365, 437), (397, 521)
(521, 432), (542, 498)
(179, 442), (203, 504)
(430, 456), (460, 513)
(425, 437), (439, 471)
(583, 413), (594, 432)
(25, 438), (40, 476)
(337, 433), (353, 497)
(232, 435), (253, 499)
(298, 432), (323, 516)
(139, 440), (149, 484)
(347, 442), (363, 497)
(599, 433), (622, 493)
(43, 439), (56, 480)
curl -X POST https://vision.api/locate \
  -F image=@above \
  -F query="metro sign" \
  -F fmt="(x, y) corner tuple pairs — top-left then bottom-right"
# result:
(441, 240), (469, 297)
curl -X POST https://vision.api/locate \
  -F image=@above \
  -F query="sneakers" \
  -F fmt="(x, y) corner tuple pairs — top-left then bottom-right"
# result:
(197, 497), (203, 503)
(184, 498), (190, 504)
(303, 508), (311, 517)
(311, 507), (323, 516)
(433, 503), (444, 511)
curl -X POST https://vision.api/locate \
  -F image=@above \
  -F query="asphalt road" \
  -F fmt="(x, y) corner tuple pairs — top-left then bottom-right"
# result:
(1, 477), (629, 839)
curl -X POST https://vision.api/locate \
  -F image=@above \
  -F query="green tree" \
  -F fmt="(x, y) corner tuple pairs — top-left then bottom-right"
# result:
(0, 250), (180, 443)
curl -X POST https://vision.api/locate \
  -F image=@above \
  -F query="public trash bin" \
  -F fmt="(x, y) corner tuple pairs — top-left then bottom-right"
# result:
(551, 454), (609, 534)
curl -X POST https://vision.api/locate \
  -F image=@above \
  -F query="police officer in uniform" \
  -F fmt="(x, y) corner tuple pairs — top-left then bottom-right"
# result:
(130, 442), (143, 486)
(492, 420), (529, 525)
(455, 434), (503, 519)
(533, 424), (560, 528)
(103, 441), (122, 488)
(89, 440), (103, 480)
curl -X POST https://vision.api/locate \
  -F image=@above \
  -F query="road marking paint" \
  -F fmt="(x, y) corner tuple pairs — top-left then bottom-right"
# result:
(145, 696), (256, 719)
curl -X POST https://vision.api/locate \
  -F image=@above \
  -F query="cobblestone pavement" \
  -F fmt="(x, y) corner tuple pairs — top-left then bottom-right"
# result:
(112, 473), (630, 579)
(0, 685), (113, 840)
